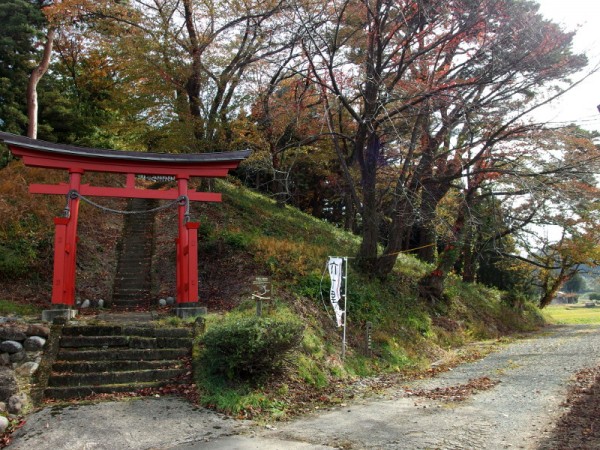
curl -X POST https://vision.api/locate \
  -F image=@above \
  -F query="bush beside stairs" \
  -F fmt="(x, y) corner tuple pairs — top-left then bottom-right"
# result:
(40, 323), (193, 401)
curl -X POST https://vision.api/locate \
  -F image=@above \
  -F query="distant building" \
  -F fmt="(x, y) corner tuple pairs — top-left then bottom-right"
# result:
(552, 292), (579, 305)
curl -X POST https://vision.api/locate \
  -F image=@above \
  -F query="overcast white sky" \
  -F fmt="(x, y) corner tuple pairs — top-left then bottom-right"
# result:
(535, 0), (600, 132)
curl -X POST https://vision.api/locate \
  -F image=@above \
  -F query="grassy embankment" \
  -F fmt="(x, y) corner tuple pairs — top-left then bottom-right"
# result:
(183, 179), (545, 418)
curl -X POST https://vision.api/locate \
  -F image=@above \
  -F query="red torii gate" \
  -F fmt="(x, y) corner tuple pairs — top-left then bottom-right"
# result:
(0, 132), (250, 318)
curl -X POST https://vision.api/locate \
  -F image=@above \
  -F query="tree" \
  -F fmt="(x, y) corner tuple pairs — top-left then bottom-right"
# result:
(293, 0), (588, 286)
(47, 0), (298, 152)
(563, 274), (586, 293)
(0, 0), (46, 135)
(26, 17), (54, 139)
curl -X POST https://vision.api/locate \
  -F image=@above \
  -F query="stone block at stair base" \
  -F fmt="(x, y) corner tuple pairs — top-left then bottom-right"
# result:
(42, 309), (77, 323)
(173, 304), (207, 319)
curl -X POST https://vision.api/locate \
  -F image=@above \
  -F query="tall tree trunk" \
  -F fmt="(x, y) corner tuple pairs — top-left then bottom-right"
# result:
(375, 114), (425, 278)
(356, 133), (381, 272)
(461, 225), (477, 283)
(344, 192), (355, 232)
(539, 267), (569, 308)
(375, 195), (414, 277)
(415, 180), (453, 263)
(182, 0), (204, 144)
(418, 192), (472, 304)
(27, 28), (55, 139)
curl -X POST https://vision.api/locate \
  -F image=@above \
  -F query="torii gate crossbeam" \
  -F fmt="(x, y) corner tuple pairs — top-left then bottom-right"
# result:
(0, 132), (250, 317)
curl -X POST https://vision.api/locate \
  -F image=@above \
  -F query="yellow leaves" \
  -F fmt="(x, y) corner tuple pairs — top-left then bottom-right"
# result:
(44, 0), (138, 26)
(253, 236), (326, 278)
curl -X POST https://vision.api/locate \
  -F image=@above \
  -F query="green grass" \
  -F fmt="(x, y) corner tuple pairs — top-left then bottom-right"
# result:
(542, 304), (600, 325)
(0, 299), (42, 316)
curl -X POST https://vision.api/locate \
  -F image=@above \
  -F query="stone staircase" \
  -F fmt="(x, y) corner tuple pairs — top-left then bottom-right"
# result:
(43, 324), (193, 400)
(112, 198), (158, 308)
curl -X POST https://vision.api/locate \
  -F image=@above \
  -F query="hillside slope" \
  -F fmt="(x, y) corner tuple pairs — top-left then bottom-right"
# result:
(0, 165), (544, 415)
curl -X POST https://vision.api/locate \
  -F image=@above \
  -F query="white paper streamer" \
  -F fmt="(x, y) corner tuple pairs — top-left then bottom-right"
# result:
(328, 257), (344, 327)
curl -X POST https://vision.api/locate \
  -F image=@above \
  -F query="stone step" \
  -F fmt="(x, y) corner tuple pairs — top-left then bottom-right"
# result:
(120, 237), (152, 242)
(112, 293), (151, 300)
(113, 281), (150, 289)
(48, 368), (186, 387)
(113, 279), (150, 287)
(112, 287), (151, 294)
(116, 259), (152, 265)
(113, 277), (149, 283)
(119, 249), (152, 255)
(62, 325), (192, 338)
(59, 335), (192, 349)
(122, 229), (153, 235)
(125, 221), (154, 226)
(42, 311), (193, 401)
(114, 266), (151, 273)
(44, 381), (172, 400)
(120, 236), (152, 242)
(57, 347), (189, 362)
(113, 273), (150, 280)
(113, 286), (150, 296)
(117, 250), (152, 256)
(111, 301), (153, 309)
(52, 359), (184, 373)
(111, 297), (151, 303)
(118, 248), (152, 254)
(113, 282), (149, 288)
(113, 269), (151, 276)
(111, 198), (156, 309)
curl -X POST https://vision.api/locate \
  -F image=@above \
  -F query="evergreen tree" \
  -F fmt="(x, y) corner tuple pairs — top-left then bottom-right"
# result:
(0, 0), (45, 134)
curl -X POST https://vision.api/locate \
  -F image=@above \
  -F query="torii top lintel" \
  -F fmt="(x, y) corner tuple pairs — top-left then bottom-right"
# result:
(0, 131), (251, 178)
(0, 132), (250, 201)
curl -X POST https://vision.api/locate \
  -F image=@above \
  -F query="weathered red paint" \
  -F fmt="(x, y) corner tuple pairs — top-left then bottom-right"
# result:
(0, 132), (249, 307)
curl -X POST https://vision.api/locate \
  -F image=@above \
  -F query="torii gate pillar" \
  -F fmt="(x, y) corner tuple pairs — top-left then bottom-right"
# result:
(174, 175), (205, 318)
(51, 169), (83, 308)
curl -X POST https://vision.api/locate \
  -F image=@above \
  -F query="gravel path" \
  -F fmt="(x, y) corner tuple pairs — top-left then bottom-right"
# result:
(249, 324), (600, 450)
(11, 324), (600, 449)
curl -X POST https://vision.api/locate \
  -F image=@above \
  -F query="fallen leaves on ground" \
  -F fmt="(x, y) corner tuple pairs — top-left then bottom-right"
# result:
(405, 376), (500, 402)
(538, 366), (600, 450)
(0, 417), (26, 448)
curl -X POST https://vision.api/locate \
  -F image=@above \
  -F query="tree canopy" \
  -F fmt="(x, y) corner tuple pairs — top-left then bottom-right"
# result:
(0, 0), (598, 307)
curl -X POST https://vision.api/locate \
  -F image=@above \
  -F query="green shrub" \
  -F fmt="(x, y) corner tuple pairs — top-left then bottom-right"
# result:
(590, 293), (600, 301)
(0, 245), (31, 279)
(221, 230), (252, 250)
(200, 316), (304, 380)
(295, 272), (328, 299)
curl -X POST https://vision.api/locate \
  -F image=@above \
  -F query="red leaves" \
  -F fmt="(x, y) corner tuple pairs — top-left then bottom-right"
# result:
(0, 417), (26, 448)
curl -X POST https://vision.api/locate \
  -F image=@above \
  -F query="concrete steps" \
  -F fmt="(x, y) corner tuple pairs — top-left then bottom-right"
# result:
(43, 324), (193, 400)
(112, 198), (158, 308)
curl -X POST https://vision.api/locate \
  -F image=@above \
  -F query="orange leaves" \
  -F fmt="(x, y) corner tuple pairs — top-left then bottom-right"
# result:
(0, 162), (63, 238)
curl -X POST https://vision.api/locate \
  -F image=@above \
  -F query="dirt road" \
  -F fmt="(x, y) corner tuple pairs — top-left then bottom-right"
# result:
(11, 324), (600, 449)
